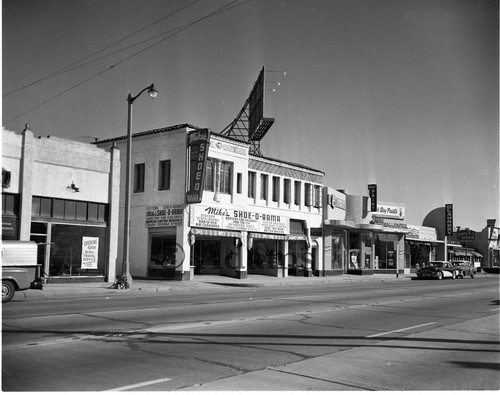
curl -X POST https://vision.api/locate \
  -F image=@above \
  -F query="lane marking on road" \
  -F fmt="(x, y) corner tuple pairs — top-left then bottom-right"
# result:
(366, 322), (436, 338)
(490, 307), (500, 312)
(106, 377), (172, 391)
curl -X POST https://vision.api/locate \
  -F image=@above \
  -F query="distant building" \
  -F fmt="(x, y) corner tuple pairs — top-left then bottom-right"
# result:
(96, 125), (325, 280)
(2, 126), (120, 283)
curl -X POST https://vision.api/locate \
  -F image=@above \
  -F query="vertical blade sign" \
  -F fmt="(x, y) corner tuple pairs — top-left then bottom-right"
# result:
(187, 129), (211, 204)
(445, 204), (453, 236)
(368, 184), (377, 212)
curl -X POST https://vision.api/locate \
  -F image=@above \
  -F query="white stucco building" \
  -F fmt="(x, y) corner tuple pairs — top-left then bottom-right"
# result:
(2, 126), (120, 283)
(96, 124), (325, 280)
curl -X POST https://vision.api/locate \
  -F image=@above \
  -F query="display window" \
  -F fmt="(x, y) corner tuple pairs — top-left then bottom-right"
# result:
(288, 240), (308, 270)
(193, 239), (221, 274)
(331, 231), (344, 270)
(49, 224), (107, 277)
(375, 234), (398, 269)
(249, 239), (278, 270)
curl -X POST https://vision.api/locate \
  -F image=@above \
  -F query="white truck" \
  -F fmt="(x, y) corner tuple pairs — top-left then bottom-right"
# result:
(2, 240), (43, 302)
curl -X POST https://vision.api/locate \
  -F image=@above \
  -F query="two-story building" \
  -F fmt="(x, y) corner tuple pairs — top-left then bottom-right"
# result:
(95, 125), (325, 280)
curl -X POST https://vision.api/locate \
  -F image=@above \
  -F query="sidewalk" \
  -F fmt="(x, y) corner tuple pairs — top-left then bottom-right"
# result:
(11, 273), (419, 301)
(11, 271), (492, 301)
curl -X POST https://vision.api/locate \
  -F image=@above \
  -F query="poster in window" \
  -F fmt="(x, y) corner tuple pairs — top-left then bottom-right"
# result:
(81, 236), (99, 269)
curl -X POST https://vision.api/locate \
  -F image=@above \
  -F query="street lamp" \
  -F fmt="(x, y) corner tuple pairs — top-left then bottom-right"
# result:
(120, 83), (158, 289)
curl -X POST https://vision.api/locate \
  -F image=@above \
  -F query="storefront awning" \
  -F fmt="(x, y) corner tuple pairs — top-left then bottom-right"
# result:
(248, 232), (289, 241)
(190, 228), (241, 238)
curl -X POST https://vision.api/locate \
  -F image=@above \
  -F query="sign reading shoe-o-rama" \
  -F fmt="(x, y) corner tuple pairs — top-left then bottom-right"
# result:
(186, 129), (211, 204)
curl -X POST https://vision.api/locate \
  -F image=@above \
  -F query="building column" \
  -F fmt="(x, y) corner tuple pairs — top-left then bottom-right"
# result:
(106, 143), (120, 282)
(282, 240), (289, 277)
(236, 231), (247, 279)
(19, 125), (34, 241)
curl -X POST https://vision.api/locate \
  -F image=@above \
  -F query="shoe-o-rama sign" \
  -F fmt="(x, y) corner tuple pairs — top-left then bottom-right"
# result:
(186, 129), (211, 204)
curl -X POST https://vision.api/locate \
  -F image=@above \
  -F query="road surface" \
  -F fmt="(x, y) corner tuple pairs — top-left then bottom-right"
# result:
(3, 276), (499, 391)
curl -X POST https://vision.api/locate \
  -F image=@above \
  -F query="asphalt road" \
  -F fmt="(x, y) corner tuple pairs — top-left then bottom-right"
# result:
(2, 276), (499, 391)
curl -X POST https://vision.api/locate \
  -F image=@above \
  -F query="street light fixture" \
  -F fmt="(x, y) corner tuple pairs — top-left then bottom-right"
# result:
(120, 83), (158, 289)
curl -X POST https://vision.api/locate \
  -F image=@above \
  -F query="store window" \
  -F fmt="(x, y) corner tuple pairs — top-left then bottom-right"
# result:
(375, 233), (398, 269)
(362, 232), (372, 269)
(32, 197), (108, 223)
(49, 224), (106, 277)
(249, 239), (279, 270)
(331, 231), (344, 270)
(288, 240), (308, 270)
(158, 159), (171, 191)
(148, 233), (178, 277)
(407, 241), (430, 269)
(134, 163), (145, 193)
(193, 239), (220, 274)
(2, 193), (20, 240)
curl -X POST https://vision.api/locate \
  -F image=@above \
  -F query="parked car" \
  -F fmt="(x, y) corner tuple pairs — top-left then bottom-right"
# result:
(416, 261), (463, 280)
(450, 261), (476, 278)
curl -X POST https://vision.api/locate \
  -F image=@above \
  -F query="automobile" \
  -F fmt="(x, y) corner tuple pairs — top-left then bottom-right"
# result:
(416, 261), (464, 280)
(450, 261), (477, 278)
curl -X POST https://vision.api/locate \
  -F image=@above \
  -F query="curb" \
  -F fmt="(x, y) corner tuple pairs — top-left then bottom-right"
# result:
(10, 272), (493, 301)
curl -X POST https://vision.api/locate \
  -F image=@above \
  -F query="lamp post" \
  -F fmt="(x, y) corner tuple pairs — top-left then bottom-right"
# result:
(120, 83), (158, 289)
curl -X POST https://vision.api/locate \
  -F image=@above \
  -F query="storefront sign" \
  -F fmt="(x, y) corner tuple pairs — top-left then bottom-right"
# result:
(186, 129), (210, 204)
(457, 229), (476, 242)
(368, 184), (377, 212)
(146, 204), (184, 227)
(81, 236), (99, 269)
(406, 225), (437, 241)
(489, 228), (499, 248)
(190, 205), (290, 234)
(374, 202), (405, 220)
(212, 141), (247, 156)
(445, 204), (453, 236)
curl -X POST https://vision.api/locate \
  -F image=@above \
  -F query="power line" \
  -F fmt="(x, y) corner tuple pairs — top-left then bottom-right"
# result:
(4, 0), (251, 126)
(3, 0), (202, 98)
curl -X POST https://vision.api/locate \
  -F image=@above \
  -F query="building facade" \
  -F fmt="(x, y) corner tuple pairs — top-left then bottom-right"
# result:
(323, 189), (411, 275)
(2, 127), (120, 282)
(96, 125), (325, 280)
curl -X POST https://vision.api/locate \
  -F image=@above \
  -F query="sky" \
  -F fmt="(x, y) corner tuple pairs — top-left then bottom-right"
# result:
(2, 0), (499, 232)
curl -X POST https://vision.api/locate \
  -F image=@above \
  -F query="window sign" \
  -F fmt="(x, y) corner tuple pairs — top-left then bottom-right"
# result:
(81, 236), (99, 269)
(146, 204), (183, 227)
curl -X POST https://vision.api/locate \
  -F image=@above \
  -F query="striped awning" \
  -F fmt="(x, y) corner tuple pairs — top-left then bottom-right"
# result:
(248, 233), (307, 241)
(190, 228), (241, 238)
(248, 232), (288, 240)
